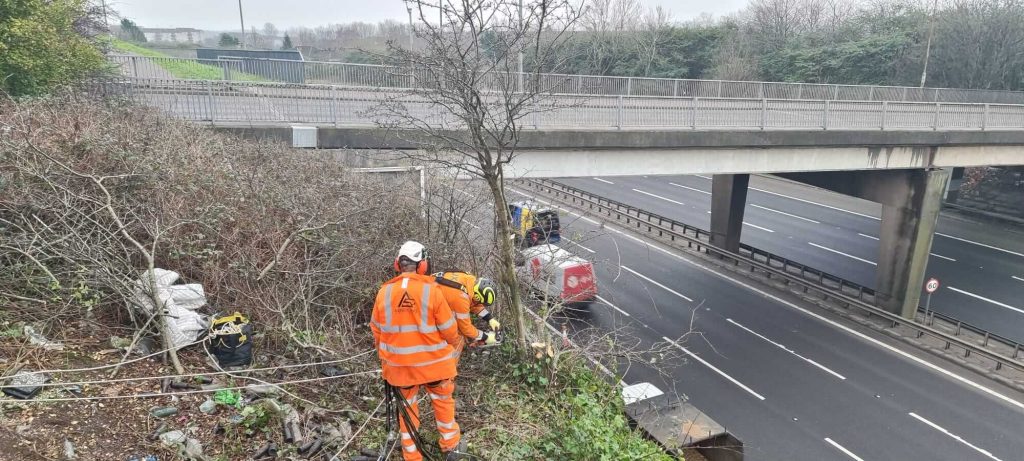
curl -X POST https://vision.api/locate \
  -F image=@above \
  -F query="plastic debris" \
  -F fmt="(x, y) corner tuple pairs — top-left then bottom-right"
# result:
(151, 407), (178, 418)
(253, 442), (277, 459)
(126, 456), (158, 461)
(130, 269), (209, 350)
(244, 384), (280, 396)
(2, 371), (50, 399)
(24, 325), (63, 351)
(147, 423), (168, 441)
(213, 389), (241, 408)
(159, 430), (186, 446)
(199, 399), (217, 415)
(63, 439), (77, 460)
(320, 366), (348, 377)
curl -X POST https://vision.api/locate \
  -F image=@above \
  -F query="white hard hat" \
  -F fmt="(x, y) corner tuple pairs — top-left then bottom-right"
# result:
(398, 241), (427, 262)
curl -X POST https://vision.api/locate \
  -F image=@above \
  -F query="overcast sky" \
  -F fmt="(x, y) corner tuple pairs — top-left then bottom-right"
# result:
(110, 0), (751, 31)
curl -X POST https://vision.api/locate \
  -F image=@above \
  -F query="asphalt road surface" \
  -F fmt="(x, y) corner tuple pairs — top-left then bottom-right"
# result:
(446, 182), (1024, 461)
(554, 174), (1024, 345)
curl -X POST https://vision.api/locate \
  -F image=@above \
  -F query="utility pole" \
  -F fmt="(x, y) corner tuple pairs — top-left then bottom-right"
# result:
(919, 0), (938, 88)
(238, 0), (247, 49)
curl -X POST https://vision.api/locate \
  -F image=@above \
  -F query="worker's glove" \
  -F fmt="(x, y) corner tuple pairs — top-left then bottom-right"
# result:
(480, 312), (500, 330)
(473, 330), (497, 346)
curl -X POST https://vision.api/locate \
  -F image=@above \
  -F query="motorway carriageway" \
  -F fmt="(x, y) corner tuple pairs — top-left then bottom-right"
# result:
(555, 175), (1024, 345)
(452, 184), (1024, 461)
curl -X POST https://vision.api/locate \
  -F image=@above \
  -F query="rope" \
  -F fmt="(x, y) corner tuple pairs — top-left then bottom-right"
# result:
(0, 369), (380, 403)
(8, 349), (376, 389)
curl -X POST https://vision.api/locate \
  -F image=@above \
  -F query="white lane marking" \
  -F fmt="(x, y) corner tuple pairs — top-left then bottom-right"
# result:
(562, 238), (595, 254)
(454, 188), (476, 198)
(743, 221), (775, 233)
(935, 232), (1024, 258)
(593, 177), (615, 185)
(663, 336), (766, 401)
(694, 175), (712, 180)
(509, 185), (1024, 410)
(595, 295), (630, 317)
(621, 266), (694, 302)
(857, 233), (879, 241)
(632, 188), (685, 206)
(825, 438), (865, 461)
(808, 242), (877, 266)
(1013, 276), (1024, 283)
(750, 204), (821, 224)
(909, 412), (1004, 461)
(669, 182), (711, 195)
(749, 187), (880, 221)
(726, 318), (846, 380)
(946, 287), (1024, 315)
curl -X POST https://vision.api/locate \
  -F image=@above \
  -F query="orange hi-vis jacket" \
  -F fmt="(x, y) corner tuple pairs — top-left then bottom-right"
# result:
(370, 273), (461, 387)
(434, 272), (481, 343)
(436, 272), (491, 340)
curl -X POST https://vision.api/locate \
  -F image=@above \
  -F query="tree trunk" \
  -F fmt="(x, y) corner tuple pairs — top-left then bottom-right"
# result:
(485, 171), (529, 351)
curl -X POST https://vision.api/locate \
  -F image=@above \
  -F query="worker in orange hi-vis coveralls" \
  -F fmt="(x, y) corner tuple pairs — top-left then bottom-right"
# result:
(433, 271), (500, 350)
(370, 241), (467, 460)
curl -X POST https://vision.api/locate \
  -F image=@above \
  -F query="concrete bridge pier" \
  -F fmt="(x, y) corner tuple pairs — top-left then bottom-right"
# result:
(710, 174), (750, 253)
(875, 169), (950, 318)
(776, 168), (951, 318)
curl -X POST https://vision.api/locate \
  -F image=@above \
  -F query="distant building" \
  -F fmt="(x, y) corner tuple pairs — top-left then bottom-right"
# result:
(141, 28), (205, 44)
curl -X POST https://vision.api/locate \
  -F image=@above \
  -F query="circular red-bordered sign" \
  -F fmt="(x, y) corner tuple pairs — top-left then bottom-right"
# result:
(925, 278), (940, 294)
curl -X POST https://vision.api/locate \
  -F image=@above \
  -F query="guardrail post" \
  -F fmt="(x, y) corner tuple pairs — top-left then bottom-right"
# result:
(982, 103), (989, 131)
(691, 97), (698, 130)
(881, 101), (888, 130)
(760, 98), (767, 130)
(206, 80), (216, 124)
(616, 96), (623, 130)
(130, 56), (139, 77)
(673, 80), (678, 97)
(330, 85), (339, 127)
(626, 77), (633, 96)
(717, 81), (723, 98)
(933, 102), (941, 131)
(869, 86), (875, 101)
(822, 100), (830, 130)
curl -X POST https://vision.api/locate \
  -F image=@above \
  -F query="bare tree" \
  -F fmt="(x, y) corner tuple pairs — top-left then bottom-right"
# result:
(366, 0), (583, 349)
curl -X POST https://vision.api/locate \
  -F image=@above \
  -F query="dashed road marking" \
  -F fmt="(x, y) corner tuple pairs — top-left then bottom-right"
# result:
(669, 182), (711, 195)
(825, 438), (865, 461)
(749, 187), (880, 221)
(663, 336), (766, 401)
(622, 266), (694, 302)
(727, 318), (846, 380)
(946, 287), (1024, 315)
(632, 188), (685, 206)
(909, 412), (1004, 461)
(935, 232), (1024, 258)
(808, 242), (876, 265)
(595, 295), (630, 317)
(750, 204), (821, 224)
(593, 177), (615, 185)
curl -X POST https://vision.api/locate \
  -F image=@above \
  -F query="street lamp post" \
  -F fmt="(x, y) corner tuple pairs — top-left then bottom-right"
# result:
(919, 0), (938, 88)
(517, 0), (524, 92)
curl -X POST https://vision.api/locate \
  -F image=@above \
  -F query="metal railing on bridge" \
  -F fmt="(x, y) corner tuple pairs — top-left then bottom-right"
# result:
(94, 78), (1024, 131)
(108, 54), (1024, 105)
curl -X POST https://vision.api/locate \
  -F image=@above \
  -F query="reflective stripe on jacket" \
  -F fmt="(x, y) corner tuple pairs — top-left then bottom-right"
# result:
(370, 273), (460, 387)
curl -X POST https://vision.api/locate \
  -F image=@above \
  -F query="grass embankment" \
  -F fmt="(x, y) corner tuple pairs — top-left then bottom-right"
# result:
(110, 39), (266, 82)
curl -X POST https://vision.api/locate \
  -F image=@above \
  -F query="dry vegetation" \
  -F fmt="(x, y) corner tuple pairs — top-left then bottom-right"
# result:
(0, 93), (671, 460)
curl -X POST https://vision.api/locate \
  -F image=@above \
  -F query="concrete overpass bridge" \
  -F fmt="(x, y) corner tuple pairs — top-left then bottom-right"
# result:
(100, 73), (1024, 321)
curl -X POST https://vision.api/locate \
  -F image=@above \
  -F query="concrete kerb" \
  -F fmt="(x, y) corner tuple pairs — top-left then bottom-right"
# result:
(520, 180), (1024, 395)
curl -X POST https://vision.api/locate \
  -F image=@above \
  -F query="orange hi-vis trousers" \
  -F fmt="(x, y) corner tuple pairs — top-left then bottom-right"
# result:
(397, 379), (461, 461)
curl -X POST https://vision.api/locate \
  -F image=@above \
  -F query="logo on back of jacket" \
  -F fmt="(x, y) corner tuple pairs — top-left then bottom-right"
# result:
(397, 291), (417, 311)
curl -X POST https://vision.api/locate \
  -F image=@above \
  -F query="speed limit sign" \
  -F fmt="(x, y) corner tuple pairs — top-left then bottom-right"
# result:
(925, 278), (940, 293)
